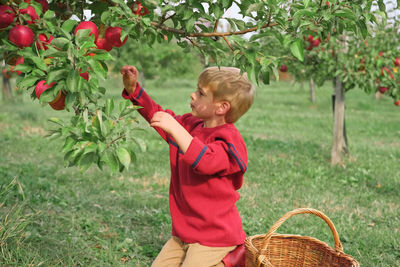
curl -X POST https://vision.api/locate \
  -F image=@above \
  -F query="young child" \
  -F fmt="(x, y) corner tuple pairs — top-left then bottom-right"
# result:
(121, 65), (255, 267)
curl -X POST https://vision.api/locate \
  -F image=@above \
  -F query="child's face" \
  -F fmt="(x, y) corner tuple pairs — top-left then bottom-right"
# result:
(190, 85), (219, 120)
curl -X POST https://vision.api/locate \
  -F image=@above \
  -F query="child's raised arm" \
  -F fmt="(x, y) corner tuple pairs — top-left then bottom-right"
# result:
(120, 65), (138, 94)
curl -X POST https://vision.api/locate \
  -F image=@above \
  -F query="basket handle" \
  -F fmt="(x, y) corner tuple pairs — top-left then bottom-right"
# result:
(258, 208), (344, 264)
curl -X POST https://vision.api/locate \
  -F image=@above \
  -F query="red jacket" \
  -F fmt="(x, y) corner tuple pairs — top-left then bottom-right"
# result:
(122, 83), (247, 246)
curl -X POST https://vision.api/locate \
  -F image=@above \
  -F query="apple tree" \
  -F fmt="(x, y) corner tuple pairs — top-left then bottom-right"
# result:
(0, 0), (384, 172)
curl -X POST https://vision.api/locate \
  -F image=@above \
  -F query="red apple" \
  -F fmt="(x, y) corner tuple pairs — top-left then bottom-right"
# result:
(105, 26), (128, 48)
(395, 100), (400, 106)
(378, 86), (389, 94)
(312, 37), (321, 47)
(95, 37), (113, 51)
(395, 57), (399, 67)
(9, 25), (35, 48)
(35, 80), (56, 99)
(130, 1), (149, 16)
(378, 51), (384, 57)
(20, 5), (39, 24)
(326, 1), (330, 5)
(75, 21), (99, 41)
(36, 33), (54, 50)
(79, 70), (89, 81)
(280, 64), (288, 72)
(0, 5), (15, 28)
(24, 0), (49, 13)
(49, 90), (66, 110)
(307, 35), (314, 42)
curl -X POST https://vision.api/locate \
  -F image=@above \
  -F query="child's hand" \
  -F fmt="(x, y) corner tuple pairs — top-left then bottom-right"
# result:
(120, 65), (138, 94)
(151, 111), (193, 153)
(150, 111), (178, 134)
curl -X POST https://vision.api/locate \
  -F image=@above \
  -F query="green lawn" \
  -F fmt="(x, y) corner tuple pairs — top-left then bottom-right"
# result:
(1, 76), (399, 266)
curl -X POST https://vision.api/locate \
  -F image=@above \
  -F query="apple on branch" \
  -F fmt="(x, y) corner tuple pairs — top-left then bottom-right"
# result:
(378, 86), (389, 94)
(130, 1), (149, 16)
(105, 26), (128, 48)
(79, 70), (89, 81)
(24, 0), (49, 13)
(0, 5), (15, 29)
(20, 5), (39, 24)
(95, 37), (113, 52)
(36, 33), (54, 50)
(9, 25), (35, 48)
(35, 80), (66, 110)
(74, 21), (99, 42)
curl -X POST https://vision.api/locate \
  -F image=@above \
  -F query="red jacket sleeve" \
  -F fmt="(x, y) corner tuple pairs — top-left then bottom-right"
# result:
(122, 83), (176, 142)
(182, 136), (248, 176)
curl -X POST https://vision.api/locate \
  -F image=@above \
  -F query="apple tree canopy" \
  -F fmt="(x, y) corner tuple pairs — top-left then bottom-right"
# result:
(0, 0), (392, 172)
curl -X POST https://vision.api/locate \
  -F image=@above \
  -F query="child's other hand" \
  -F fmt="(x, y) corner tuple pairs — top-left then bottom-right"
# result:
(121, 65), (138, 94)
(150, 111), (178, 134)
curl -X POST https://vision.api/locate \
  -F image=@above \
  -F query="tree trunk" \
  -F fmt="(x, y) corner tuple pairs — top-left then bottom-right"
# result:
(309, 77), (315, 103)
(2, 73), (12, 101)
(331, 77), (348, 165)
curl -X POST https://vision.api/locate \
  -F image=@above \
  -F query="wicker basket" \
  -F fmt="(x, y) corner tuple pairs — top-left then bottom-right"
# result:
(245, 208), (359, 267)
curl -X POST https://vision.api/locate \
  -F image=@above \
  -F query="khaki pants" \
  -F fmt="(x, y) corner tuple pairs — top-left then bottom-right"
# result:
(151, 236), (236, 267)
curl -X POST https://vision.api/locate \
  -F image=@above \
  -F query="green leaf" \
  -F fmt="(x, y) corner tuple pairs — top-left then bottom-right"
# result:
(13, 64), (32, 73)
(97, 143), (107, 154)
(43, 10), (55, 19)
(333, 9), (356, 20)
(18, 76), (40, 88)
(261, 69), (270, 85)
(88, 59), (107, 80)
(51, 37), (70, 50)
(132, 137), (146, 152)
(303, 0), (311, 8)
(116, 147), (131, 170)
(62, 20), (78, 33)
(377, 0), (386, 12)
(101, 11), (112, 24)
(62, 136), (76, 153)
(100, 150), (119, 173)
(48, 117), (63, 126)
(93, 52), (113, 61)
(45, 20), (55, 34)
(185, 17), (196, 32)
(78, 152), (96, 171)
(30, 57), (48, 71)
(83, 142), (97, 155)
(105, 98), (114, 116)
(290, 39), (304, 62)
(66, 69), (82, 93)
(47, 68), (69, 84)
(96, 110), (104, 133)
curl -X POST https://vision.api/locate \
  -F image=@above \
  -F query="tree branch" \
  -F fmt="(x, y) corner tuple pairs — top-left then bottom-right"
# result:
(151, 18), (293, 38)
(223, 36), (234, 51)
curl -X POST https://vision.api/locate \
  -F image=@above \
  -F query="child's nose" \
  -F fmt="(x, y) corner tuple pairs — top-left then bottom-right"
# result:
(190, 92), (195, 100)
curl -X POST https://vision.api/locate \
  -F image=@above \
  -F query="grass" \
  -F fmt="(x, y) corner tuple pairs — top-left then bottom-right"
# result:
(0, 75), (399, 266)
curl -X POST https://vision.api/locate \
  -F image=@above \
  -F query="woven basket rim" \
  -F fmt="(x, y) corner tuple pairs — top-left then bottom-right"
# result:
(245, 233), (359, 265)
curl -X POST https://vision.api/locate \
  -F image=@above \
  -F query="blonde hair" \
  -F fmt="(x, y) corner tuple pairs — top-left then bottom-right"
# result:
(198, 66), (255, 123)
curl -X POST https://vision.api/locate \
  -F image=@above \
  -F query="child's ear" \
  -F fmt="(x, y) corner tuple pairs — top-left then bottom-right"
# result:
(216, 101), (230, 116)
